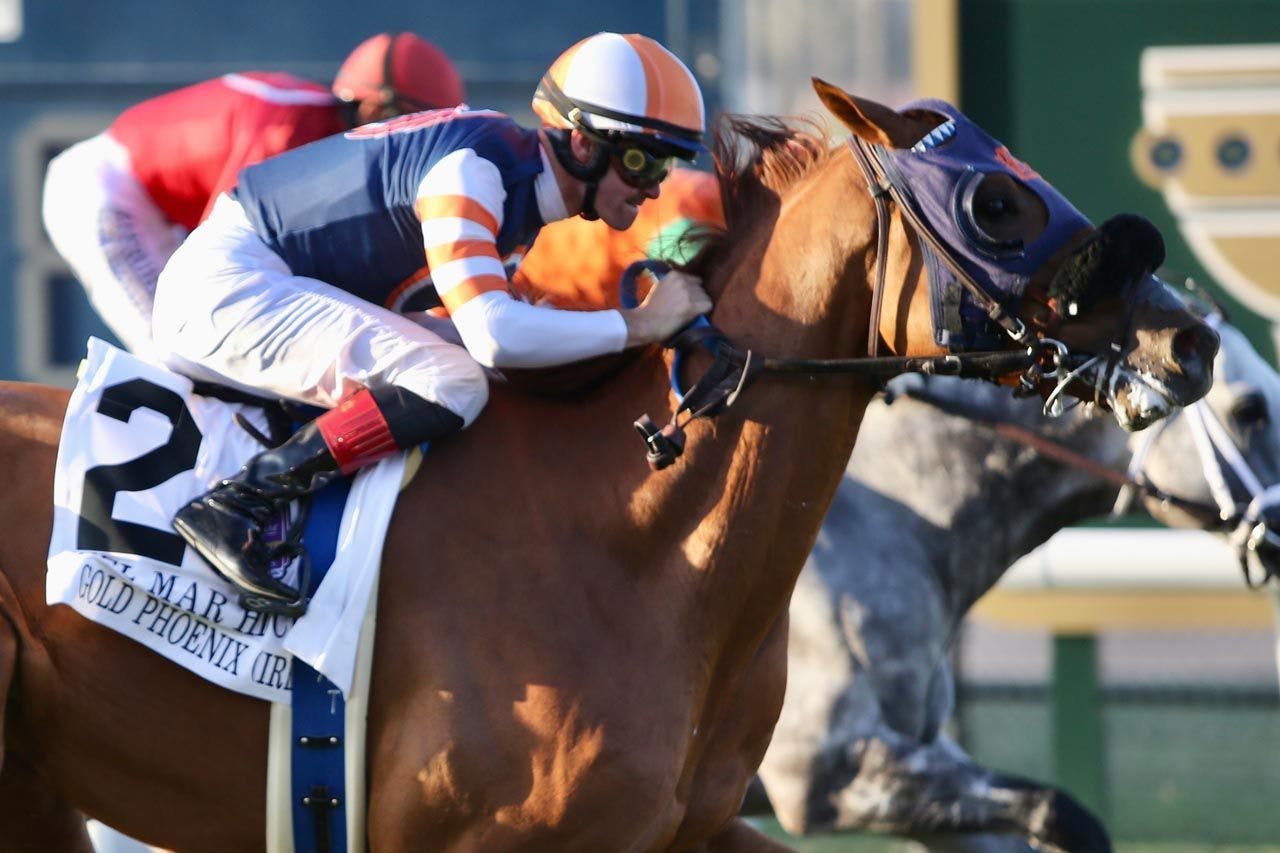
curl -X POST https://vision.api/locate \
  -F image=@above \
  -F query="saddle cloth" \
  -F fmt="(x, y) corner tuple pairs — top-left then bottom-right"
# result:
(46, 338), (405, 703)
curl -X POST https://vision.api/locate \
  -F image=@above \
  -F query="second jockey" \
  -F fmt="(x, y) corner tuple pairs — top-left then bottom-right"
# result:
(152, 32), (714, 614)
(42, 32), (464, 361)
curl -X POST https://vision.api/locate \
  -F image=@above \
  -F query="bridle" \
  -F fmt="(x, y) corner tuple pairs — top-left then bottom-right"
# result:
(634, 132), (1145, 470)
(892, 374), (1276, 589)
(849, 135), (1035, 355)
(1118, 312), (1280, 587)
(894, 309), (1279, 590)
(847, 134), (1145, 417)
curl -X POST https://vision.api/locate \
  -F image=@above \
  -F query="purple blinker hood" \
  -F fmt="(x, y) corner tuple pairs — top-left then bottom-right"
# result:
(878, 98), (1093, 350)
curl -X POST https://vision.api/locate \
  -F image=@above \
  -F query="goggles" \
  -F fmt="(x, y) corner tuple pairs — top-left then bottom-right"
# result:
(609, 141), (676, 189)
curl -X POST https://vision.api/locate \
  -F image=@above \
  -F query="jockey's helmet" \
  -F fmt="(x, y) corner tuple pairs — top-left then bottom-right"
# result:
(333, 32), (465, 117)
(532, 32), (705, 160)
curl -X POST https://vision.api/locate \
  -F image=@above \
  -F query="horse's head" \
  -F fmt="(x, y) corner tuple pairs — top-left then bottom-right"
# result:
(1126, 305), (1280, 585)
(813, 79), (1219, 431)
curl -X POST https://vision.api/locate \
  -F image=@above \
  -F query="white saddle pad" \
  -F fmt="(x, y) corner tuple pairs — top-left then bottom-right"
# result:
(46, 338), (403, 703)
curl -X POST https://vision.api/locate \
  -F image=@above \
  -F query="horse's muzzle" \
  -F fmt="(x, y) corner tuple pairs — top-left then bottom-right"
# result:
(1107, 274), (1219, 431)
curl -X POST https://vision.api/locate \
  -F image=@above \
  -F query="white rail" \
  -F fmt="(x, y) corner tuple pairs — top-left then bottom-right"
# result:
(1001, 528), (1244, 589)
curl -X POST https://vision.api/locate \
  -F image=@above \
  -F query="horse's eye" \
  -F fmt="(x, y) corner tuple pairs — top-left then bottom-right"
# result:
(953, 171), (1047, 259)
(1230, 390), (1269, 430)
(979, 197), (1009, 218)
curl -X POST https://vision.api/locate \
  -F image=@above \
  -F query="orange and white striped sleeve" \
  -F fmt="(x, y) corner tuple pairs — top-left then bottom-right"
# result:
(416, 148), (627, 368)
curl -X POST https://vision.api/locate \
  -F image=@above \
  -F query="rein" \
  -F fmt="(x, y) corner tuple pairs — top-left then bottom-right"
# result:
(897, 373), (1280, 589)
(633, 320), (1053, 471)
(893, 380), (1224, 525)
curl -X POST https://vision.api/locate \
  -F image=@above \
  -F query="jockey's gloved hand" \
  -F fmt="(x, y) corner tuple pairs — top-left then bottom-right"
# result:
(619, 259), (671, 309)
(621, 268), (712, 347)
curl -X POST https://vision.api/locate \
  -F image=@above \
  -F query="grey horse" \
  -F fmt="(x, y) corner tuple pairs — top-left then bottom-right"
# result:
(755, 313), (1278, 853)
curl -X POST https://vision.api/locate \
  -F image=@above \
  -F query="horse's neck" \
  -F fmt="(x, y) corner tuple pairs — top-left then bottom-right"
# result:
(730, 152), (874, 360)
(628, 159), (877, 642)
(851, 389), (1130, 614)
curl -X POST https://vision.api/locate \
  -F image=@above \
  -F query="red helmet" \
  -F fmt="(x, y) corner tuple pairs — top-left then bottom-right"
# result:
(332, 32), (465, 115)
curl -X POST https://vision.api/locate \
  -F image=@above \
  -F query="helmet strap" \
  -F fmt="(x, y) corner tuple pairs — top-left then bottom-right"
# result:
(379, 32), (401, 112)
(336, 99), (361, 130)
(580, 182), (601, 222)
(546, 129), (609, 221)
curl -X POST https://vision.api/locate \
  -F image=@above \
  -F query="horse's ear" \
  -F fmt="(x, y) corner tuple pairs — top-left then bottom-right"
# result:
(811, 77), (929, 149)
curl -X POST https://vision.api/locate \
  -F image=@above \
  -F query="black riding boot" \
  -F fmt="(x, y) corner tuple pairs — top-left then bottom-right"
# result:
(173, 386), (464, 615)
(172, 420), (338, 613)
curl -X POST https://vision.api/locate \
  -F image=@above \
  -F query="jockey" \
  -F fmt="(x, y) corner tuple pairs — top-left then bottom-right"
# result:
(42, 32), (464, 361)
(152, 32), (713, 613)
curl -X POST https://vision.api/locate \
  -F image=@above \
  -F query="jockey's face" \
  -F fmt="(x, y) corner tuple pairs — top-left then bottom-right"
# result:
(561, 129), (663, 229)
(592, 158), (662, 230)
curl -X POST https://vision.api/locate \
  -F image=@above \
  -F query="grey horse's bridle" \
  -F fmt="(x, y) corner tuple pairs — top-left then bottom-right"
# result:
(1119, 312), (1279, 587)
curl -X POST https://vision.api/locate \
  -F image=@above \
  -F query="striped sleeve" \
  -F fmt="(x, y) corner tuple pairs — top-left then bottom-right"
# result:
(416, 147), (627, 369)
(416, 148), (509, 313)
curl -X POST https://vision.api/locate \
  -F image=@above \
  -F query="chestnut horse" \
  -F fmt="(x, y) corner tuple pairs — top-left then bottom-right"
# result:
(0, 82), (1218, 852)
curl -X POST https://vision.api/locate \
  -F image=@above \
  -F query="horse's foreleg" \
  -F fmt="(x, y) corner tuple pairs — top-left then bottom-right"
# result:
(0, 752), (93, 853)
(0, 615), (92, 853)
(690, 818), (795, 852)
(838, 733), (1112, 853)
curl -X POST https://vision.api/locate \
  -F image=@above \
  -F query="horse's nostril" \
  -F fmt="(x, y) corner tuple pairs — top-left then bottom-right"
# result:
(1173, 326), (1212, 361)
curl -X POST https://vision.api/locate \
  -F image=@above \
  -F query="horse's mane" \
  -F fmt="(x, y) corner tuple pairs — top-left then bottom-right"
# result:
(681, 114), (832, 278)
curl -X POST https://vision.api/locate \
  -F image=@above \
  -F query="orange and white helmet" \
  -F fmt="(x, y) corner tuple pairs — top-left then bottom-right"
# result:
(333, 32), (465, 115)
(533, 32), (705, 157)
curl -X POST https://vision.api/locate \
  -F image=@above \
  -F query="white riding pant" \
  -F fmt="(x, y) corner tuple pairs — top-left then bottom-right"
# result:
(42, 133), (186, 361)
(152, 194), (489, 425)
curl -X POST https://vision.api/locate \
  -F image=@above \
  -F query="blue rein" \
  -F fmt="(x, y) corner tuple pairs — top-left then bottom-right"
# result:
(619, 258), (716, 401)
